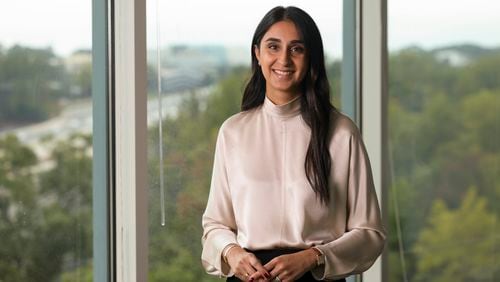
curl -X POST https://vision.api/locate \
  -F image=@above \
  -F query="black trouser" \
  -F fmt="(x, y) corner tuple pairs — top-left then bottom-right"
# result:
(226, 248), (346, 282)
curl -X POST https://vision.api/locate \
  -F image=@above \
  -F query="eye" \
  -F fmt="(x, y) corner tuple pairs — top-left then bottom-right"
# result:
(290, 45), (305, 54)
(267, 43), (279, 51)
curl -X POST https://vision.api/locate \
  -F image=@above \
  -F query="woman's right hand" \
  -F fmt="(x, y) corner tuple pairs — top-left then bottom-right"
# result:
(226, 246), (271, 281)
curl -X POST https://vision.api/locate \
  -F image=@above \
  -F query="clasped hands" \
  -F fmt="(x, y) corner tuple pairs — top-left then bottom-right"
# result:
(225, 246), (318, 282)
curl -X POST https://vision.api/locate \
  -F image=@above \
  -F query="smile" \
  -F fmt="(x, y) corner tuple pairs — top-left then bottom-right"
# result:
(272, 69), (294, 76)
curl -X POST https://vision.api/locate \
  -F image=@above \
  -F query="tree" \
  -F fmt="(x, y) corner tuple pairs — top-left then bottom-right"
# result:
(388, 46), (500, 281)
(0, 134), (93, 281)
(148, 69), (248, 281)
(413, 188), (499, 282)
(0, 135), (37, 281)
(389, 47), (457, 112)
(71, 61), (92, 97)
(0, 46), (67, 124)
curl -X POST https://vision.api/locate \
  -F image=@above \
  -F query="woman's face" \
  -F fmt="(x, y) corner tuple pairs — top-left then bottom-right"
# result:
(255, 20), (308, 103)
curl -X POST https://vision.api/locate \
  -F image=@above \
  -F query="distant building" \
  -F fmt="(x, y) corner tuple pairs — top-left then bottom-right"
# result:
(64, 49), (92, 97)
(65, 49), (92, 73)
(435, 49), (469, 67)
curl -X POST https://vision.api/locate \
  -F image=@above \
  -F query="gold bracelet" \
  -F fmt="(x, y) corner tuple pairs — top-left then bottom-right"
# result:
(222, 244), (238, 263)
(311, 247), (325, 266)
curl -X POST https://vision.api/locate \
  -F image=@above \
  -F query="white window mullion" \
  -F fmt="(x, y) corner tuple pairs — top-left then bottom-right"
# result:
(360, 0), (388, 281)
(114, 0), (148, 281)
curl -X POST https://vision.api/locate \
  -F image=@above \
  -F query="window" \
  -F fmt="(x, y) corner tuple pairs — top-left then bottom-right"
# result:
(388, 1), (500, 281)
(0, 1), (93, 281)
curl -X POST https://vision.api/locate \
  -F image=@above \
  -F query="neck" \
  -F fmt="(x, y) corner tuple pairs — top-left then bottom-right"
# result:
(266, 90), (301, 105)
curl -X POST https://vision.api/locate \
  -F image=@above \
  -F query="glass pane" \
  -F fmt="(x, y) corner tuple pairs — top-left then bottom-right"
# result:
(388, 1), (500, 281)
(146, 1), (342, 280)
(0, 1), (93, 281)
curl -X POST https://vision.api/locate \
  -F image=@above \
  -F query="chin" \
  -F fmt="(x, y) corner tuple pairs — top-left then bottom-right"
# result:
(271, 83), (298, 92)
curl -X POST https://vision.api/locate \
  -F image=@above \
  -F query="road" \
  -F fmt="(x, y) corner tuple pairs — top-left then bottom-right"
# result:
(0, 86), (213, 161)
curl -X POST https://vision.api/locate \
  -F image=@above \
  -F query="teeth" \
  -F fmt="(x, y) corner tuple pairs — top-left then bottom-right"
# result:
(274, 70), (292, 76)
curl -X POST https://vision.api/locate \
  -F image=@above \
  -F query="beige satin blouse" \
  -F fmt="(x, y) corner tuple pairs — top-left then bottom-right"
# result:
(201, 96), (386, 280)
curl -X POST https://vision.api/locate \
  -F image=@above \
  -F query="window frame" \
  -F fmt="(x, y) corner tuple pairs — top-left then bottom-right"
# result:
(358, 0), (388, 281)
(93, 0), (388, 281)
(342, 1), (387, 282)
(112, 0), (148, 281)
(92, 0), (113, 280)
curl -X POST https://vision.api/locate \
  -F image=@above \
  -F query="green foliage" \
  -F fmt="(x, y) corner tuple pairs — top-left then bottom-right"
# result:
(0, 45), (93, 126)
(414, 93), (462, 163)
(0, 46), (67, 124)
(387, 178), (419, 280)
(326, 60), (341, 106)
(148, 69), (248, 281)
(388, 97), (420, 176)
(71, 61), (92, 97)
(146, 51), (500, 281)
(456, 50), (500, 96)
(389, 48), (457, 112)
(0, 43), (498, 281)
(460, 91), (500, 153)
(0, 135), (38, 280)
(41, 134), (93, 213)
(413, 188), (499, 281)
(388, 47), (500, 281)
(61, 261), (93, 282)
(0, 135), (37, 206)
(0, 134), (92, 281)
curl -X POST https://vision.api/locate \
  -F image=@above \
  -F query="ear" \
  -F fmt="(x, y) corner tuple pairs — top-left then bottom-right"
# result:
(254, 44), (261, 62)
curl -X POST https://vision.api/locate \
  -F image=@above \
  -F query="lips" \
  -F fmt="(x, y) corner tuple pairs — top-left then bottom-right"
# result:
(272, 69), (294, 76)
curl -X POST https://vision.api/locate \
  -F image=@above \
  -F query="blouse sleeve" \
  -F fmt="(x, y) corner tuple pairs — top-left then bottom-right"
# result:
(311, 129), (387, 281)
(201, 127), (239, 277)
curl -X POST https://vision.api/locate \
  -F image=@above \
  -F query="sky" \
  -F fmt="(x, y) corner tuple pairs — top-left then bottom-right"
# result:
(0, 0), (499, 57)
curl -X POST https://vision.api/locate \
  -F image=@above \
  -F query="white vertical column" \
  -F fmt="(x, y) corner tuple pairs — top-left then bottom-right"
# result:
(361, 0), (387, 281)
(114, 0), (148, 281)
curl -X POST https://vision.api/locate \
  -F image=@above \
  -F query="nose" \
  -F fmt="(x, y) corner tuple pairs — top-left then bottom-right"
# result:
(278, 48), (292, 66)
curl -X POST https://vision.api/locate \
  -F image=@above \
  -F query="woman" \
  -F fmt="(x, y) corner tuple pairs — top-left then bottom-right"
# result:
(201, 6), (386, 282)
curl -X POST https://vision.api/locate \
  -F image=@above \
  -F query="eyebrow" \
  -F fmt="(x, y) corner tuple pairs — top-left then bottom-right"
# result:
(264, 37), (304, 44)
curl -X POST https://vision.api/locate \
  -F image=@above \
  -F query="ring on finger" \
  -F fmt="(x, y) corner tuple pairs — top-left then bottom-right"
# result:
(274, 276), (281, 282)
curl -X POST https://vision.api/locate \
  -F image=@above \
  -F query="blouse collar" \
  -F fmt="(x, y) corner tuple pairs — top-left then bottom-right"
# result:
(262, 95), (302, 118)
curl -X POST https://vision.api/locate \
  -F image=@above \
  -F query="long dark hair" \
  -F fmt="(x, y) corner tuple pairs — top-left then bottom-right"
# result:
(242, 6), (336, 205)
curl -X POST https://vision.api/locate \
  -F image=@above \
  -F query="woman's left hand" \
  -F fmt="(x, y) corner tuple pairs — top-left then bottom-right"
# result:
(263, 249), (317, 282)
